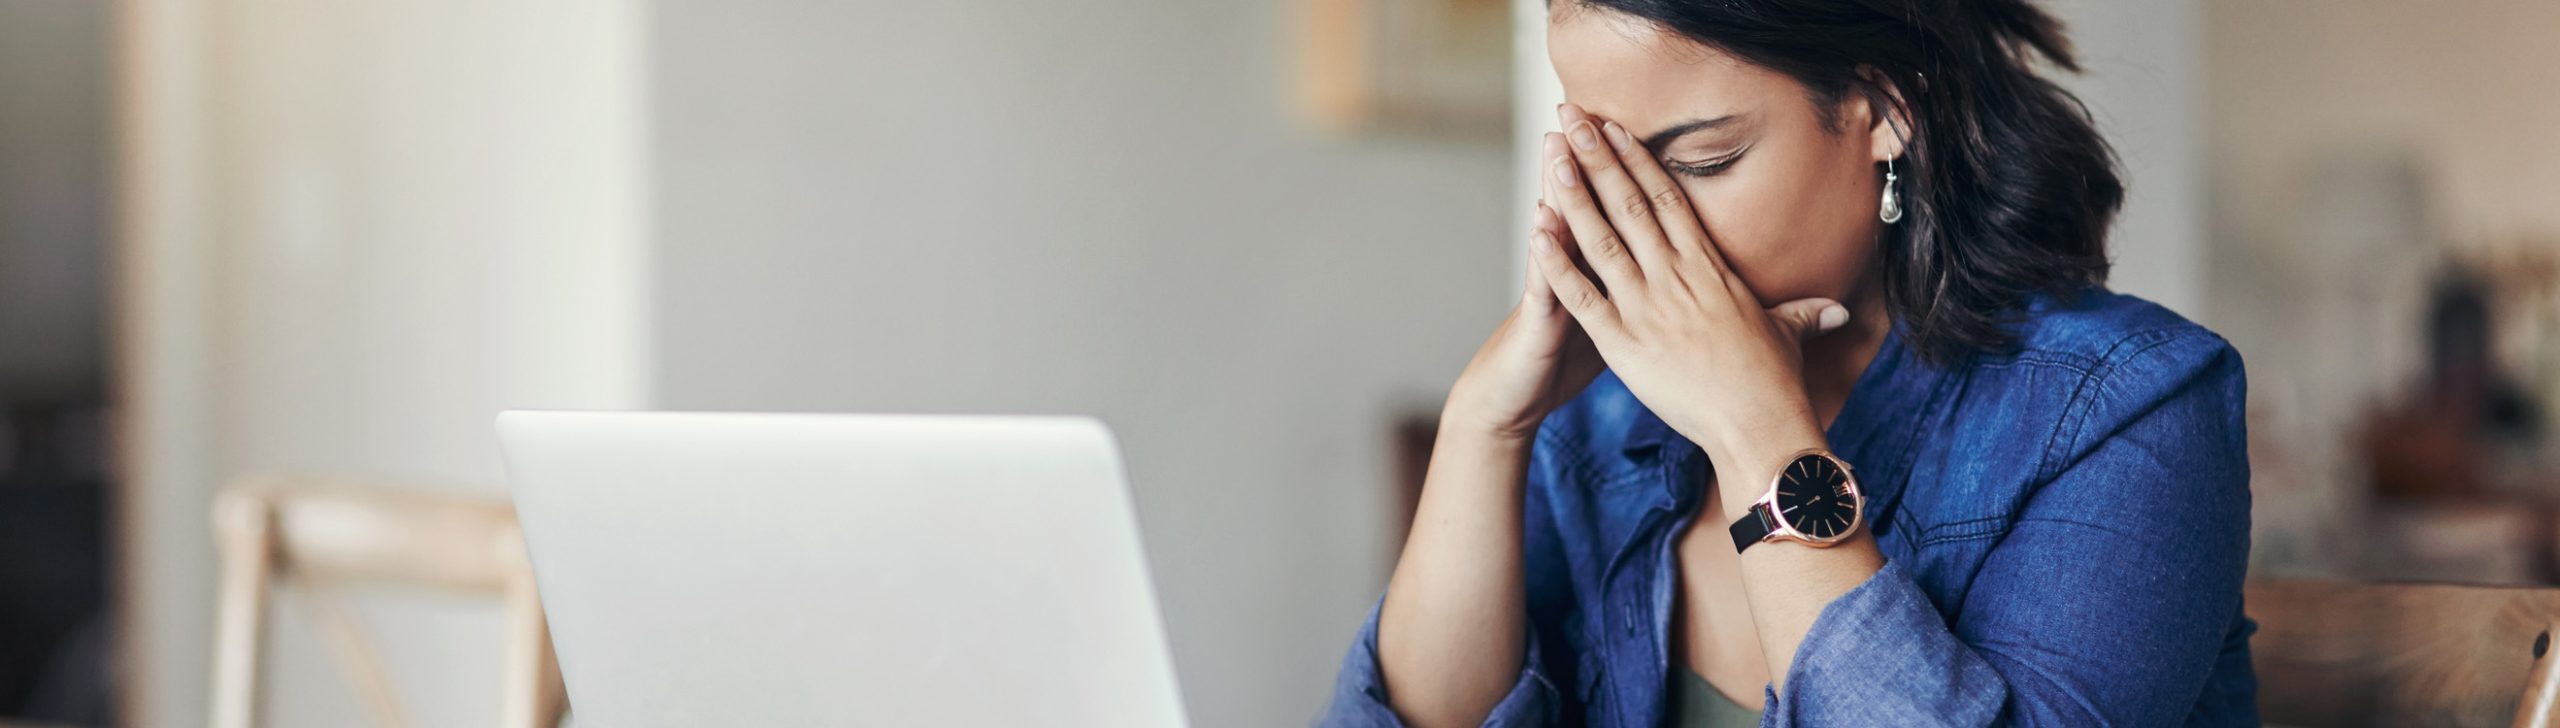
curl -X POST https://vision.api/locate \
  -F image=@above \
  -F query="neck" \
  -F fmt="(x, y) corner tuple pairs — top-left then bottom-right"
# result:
(1802, 280), (1893, 432)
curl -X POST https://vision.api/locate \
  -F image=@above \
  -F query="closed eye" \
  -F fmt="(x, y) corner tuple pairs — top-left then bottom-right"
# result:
(1665, 147), (1747, 178)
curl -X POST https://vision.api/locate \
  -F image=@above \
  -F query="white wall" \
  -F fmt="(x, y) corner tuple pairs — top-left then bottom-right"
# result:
(117, 1), (648, 725)
(646, 1), (1512, 723)
(2045, 0), (2206, 317)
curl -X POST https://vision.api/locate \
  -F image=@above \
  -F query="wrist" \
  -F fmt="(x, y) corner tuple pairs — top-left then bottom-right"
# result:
(1712, 421), (1830, 517)
(1440, 382), (1547, 446)
(1436, 401), (1542, 452)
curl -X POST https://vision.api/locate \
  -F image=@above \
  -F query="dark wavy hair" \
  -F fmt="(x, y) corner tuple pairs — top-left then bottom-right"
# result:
(1555, 0), (2121, 364)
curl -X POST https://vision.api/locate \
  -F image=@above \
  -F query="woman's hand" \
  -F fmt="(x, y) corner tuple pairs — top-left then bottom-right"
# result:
(1442, 203), (1611, 443)
(1532, 104), (1847, 489)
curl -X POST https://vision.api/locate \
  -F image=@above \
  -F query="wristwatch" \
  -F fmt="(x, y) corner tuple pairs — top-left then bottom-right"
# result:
(1728, 449), (1864, 553)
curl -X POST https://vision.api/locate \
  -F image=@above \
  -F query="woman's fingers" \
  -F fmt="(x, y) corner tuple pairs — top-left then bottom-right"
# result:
(1540, 132), (1645, 300)
(1598, 119), (1727, 273)
(1556, 105), (1676, 274)
(1522, 206), (1561, 316)
(1529, 220), (1623, 337)
(1533, 200), (1608, 298)
(1766, 298), (1851, 342)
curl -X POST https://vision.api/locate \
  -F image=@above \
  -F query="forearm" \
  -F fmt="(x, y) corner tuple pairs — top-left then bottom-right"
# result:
(1375, 416), (1535, 728)
(1735, 530), (1884, 684)
(1716, 421), (1886, 687)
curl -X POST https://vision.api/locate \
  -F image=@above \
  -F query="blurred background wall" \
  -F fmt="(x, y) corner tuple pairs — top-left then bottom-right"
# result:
(2044, 0), (2206, 316)
(119, 1), (647, 726)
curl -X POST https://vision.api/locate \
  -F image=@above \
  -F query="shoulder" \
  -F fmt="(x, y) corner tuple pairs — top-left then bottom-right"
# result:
(1886, 289), (2253, 565)
(1991, 286), (2242, 385)
(1967, 286), (2248, 473)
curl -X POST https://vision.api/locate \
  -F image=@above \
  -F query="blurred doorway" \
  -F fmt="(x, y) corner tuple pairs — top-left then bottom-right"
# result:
(0, 0), (115, 724)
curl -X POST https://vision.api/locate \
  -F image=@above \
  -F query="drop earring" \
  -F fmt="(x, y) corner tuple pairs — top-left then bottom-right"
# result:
(1879, 158), (1904, 224)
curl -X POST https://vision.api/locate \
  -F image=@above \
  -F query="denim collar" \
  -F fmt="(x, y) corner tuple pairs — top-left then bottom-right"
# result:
(1620, 323), (1951, 524)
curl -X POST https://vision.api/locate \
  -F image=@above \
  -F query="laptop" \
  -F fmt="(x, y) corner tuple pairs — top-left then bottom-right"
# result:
(495, 411), (1188, 727)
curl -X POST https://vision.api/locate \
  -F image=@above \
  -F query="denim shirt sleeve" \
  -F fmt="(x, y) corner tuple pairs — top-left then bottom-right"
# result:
(1320, 426), (1579, 727)
(1767, 331), (2252, 727)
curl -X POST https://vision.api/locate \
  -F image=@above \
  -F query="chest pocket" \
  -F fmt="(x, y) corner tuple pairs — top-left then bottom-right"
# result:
(1884, 419), (2038, 608)
(1885, 510), (2011, 611)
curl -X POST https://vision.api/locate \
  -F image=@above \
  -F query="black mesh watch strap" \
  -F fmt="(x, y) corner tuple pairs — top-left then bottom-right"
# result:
(1729, 502), (1778, 553)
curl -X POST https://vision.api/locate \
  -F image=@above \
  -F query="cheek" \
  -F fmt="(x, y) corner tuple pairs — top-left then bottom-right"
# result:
(1681, 163), (1876, 303)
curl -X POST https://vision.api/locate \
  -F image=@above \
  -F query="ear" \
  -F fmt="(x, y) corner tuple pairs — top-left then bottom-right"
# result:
(1852, 66), (1912, 163)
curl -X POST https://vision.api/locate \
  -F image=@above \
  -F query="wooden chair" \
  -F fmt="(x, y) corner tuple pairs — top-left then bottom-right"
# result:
(209, 476), (568, 728)
(2249, 579), (2560, 727)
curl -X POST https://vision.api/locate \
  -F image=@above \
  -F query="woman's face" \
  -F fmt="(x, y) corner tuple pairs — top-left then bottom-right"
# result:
(1546, 8), (1902, 307)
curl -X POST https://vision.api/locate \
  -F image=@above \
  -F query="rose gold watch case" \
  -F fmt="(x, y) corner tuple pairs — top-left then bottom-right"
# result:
(1750, 448), (1865, 548)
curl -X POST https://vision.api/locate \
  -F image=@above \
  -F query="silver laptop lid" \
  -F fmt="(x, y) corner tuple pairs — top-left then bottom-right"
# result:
(497, 411), (1187, 727)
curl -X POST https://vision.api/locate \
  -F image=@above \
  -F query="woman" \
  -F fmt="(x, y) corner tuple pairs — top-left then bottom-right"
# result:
(1323, 1), (2256, 726)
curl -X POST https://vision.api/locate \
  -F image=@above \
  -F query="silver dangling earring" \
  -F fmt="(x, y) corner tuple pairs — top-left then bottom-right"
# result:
(1879, 157), (1905, 224)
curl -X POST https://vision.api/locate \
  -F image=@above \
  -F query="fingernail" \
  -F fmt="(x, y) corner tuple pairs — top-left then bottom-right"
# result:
(1569, 123), (1600, 151)
(1602, 121), (1635, 152)
(1533, 230), (1556, 254)
(1818, 305), (1850, 331)
(1552, 157), (1578, 188)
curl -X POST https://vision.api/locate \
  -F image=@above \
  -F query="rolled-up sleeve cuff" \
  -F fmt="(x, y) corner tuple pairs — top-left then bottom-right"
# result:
(1762, 561), (2004, 727)
(1321, 597), (1564, 727)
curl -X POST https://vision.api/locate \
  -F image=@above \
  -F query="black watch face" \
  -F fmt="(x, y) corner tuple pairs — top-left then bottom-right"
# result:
(1776, 453), (1859, 539)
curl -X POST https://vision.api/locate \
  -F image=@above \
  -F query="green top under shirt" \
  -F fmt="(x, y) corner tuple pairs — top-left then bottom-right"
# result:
(1671, 665), (1764, 728)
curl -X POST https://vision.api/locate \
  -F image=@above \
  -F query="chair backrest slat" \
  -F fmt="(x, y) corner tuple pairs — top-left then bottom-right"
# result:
(208, 476), (567, 728)
(238, 475), (526, 592)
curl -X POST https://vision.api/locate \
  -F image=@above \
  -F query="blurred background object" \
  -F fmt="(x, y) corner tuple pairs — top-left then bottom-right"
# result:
(1298, 0), (1511, 137)
(0, 0), (111, 725)
(0, 0), (2530, 725)
(206, 478), (565, 728)
(2207, 0), (2560, 590)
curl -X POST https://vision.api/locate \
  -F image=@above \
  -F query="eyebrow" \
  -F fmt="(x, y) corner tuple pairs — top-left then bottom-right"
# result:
(1638, 114), (1743, 154)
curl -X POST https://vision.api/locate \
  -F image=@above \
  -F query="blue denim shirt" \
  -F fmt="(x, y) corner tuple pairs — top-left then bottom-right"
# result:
(1324, 288), (2258, 727)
